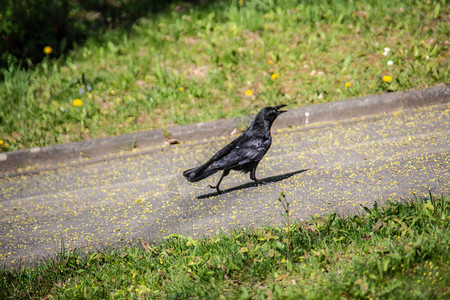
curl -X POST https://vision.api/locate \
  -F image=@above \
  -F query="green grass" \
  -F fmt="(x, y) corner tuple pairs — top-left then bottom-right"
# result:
(0, 0), (448, 151)
(1, 194), (449, 299)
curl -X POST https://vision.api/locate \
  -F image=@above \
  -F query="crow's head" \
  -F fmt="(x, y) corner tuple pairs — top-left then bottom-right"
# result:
(263, 104), (287, 120)
(274, 104), (287, 116)
(252, 104), (287, 130)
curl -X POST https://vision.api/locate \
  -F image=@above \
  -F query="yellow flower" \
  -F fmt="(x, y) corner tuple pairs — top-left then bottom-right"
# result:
(269, 59), (274, 65)
(345, 82), (351, 87)
(0, 140), (3, 145)
(271, 73), (279, 80)
(179, 87), (184, 92)
(73, 99), (83, 107)
(43, 46), (52, 55)
(382, 75), (393, 83)
(110, 89), (116, 95)
(245, 89), (253, 96)
(239, 0), (244, 5)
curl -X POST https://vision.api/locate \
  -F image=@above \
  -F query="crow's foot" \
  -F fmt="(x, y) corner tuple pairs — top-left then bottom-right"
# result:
(208, 184), (222, 194)
(253, 179), (266, 186)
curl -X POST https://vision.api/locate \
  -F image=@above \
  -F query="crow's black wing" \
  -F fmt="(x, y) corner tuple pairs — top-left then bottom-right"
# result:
(207, 135), (243, 162)
(183, 135), (244, 182)
(183, 130), (271, 182)
(209, 136), (271, 170)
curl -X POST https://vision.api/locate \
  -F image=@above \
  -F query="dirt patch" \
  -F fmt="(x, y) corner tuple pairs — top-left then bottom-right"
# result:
(186, 65), (210, 80)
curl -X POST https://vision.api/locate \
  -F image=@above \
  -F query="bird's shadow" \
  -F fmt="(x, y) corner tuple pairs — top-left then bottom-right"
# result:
(197, 169), (309, 199)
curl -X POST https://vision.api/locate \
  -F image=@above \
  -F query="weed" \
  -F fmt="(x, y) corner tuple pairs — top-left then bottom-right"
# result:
(277, 191), (291, 259)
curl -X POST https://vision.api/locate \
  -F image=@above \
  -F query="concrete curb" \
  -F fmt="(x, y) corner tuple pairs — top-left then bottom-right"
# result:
(1, 84), (448, 174)
(273, 84), (449, 129)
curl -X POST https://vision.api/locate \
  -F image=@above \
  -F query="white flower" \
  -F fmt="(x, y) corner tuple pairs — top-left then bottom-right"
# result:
(383, 47), (390, 56)
(426, 55), (430, 60)
(387, 60), (393, 66)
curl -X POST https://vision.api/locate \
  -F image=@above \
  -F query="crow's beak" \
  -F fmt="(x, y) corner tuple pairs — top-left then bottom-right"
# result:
(275, 104), (287, 115)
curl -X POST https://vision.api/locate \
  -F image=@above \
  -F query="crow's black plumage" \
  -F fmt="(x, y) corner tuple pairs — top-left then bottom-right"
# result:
(183, 104), (287, 193)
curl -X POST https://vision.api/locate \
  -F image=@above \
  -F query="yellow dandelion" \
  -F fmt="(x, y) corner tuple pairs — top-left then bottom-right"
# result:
(110, 89), (116, 95)
(179, 87), (184, 92)
(245, 89), (253, 96)
(382, 75), (393, 83)
(345, 82), (351, 87)
(239, 0), (244, 6)
(43, 46), (52, 55)
(0, 140), (3, 145)
(269, 59), (274, 65)
(271, 73), (279, 80)
(73, 99), (83, 107)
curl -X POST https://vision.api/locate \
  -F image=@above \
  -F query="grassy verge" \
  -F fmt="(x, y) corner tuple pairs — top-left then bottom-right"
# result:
(0, 0), (448, 152)
(1, 194), (449, 299)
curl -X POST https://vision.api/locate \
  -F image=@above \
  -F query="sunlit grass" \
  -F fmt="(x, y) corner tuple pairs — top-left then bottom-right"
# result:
(1, 194), (448, 298)
(0, 0), (448, 151)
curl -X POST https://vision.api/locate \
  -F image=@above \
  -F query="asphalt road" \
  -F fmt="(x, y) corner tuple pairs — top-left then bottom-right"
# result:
(1, 103), (449, 268)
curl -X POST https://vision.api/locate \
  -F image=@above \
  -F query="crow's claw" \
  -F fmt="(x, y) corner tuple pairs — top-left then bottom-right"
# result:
(208, 184), (222, 194)
(254, 180), (266, 186)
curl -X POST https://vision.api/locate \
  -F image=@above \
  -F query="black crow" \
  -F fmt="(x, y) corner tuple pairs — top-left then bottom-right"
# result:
(183, 104), (287, 193)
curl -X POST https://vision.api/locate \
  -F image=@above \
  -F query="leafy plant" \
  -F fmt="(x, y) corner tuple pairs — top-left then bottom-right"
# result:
(278, 191), (292, 259)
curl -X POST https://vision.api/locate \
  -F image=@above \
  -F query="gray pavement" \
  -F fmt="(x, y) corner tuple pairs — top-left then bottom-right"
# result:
(0, 102), (449, 269)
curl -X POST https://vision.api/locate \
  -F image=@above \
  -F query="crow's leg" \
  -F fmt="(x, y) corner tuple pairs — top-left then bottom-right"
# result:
(209, 169), (230, 194)
(250, 166), (265, 185)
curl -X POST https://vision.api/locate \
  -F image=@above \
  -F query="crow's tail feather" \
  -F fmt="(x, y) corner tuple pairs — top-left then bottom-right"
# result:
(183, 163), (219, 182)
